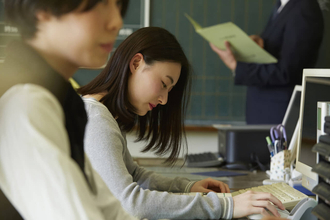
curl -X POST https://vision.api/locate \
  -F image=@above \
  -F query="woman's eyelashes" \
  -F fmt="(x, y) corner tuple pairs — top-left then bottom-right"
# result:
(162, 81), (174, 92)
(162, 81), (167, 89)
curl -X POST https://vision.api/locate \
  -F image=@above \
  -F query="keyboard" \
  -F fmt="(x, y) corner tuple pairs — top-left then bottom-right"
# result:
(186, 152), (224, 168)
(231, 182), (308, 209)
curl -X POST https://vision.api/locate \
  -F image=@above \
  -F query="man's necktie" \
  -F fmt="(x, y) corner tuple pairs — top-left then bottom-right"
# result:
(272, 0), (282, 21)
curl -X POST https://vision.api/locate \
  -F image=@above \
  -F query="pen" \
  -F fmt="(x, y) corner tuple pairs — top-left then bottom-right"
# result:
(265, 136), (274, 157)
(274, 140), (280, 154)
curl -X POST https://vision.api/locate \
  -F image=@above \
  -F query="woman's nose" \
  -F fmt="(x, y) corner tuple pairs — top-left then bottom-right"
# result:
(158, 91), (168, 105)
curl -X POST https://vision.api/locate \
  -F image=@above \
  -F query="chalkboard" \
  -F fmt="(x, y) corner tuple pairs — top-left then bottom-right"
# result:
(0, 1), (20, 62)
(1, 0), (329, 126)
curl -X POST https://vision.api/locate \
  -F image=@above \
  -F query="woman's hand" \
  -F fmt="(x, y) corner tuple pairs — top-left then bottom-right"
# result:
(233, 191), (285, 218)
(261, 217), (288, 220)
(190, 178), (230, 193)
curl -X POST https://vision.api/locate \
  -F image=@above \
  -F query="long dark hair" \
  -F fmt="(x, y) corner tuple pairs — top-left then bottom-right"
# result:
(78, 27), (191, 164)
(4, 0), (129, 39)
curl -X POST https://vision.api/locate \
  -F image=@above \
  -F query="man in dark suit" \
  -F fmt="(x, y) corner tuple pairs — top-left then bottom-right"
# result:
(210, 0), (324, 124)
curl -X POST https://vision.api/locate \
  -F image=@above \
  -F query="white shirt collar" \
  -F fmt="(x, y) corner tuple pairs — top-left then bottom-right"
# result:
(278, 0), (290, 13)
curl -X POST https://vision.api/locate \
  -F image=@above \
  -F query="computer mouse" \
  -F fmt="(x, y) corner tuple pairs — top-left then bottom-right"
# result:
(247, 207), (290, 219)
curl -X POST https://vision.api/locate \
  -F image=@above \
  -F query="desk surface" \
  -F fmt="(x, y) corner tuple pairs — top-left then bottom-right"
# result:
(213, 124), (275, 131)
(144, 166), (268, 219)
(144, 166), (268, 190)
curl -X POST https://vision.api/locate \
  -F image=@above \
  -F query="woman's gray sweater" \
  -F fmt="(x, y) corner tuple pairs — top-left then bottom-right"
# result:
(83, 98), (233, 220)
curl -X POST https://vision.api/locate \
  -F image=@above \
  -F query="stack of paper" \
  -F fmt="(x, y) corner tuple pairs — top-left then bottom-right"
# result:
(185, 14), (277, 64)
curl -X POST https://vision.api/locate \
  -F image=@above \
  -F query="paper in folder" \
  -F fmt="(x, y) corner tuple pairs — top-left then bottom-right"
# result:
(185, 14), (278, 64)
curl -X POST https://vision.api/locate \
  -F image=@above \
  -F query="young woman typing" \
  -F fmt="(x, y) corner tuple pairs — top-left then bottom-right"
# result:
(78, 27), (285, 220)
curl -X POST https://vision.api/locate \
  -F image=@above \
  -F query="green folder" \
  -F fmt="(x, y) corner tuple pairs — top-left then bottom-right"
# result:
(185, 14), (278, 64)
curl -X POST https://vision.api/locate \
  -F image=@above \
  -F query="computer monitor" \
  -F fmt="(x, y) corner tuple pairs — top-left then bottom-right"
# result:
(214, 85), (301, 168)
(296, 69), (330, 191)
(282, 85), (302, 151)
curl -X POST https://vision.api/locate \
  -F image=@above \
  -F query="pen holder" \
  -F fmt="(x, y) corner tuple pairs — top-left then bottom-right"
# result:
(270, 150), (291, 181)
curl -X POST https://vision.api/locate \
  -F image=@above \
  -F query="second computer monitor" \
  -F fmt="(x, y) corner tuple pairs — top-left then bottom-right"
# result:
(296, 69), (330, 191)
(282, 85), (302, 149)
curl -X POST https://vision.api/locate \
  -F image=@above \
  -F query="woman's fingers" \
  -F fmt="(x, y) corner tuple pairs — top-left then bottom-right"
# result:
(261, 217), (289, 220)
(218, 182), (227, 193)
(251, 191), (285, 210)
(201, 178), (230, 193)
(252, 201), (280, 217)
(232, 191), (286, 218)
(190, 178), (231, 193)
(225, 183), (230, 193)
(250, 207), (271, 217)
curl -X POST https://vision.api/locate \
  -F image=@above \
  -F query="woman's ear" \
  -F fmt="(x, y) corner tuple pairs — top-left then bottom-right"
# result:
(129, 53), (144, 74)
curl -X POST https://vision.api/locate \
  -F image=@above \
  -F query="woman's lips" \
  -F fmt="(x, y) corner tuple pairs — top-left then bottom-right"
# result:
(149, 103), (156, 110)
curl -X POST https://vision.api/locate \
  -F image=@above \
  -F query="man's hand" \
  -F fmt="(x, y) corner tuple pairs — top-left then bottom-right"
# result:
(190, 178), (230, 193)
(250, 35), (264, 48)
(210, 42), (237, 71)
